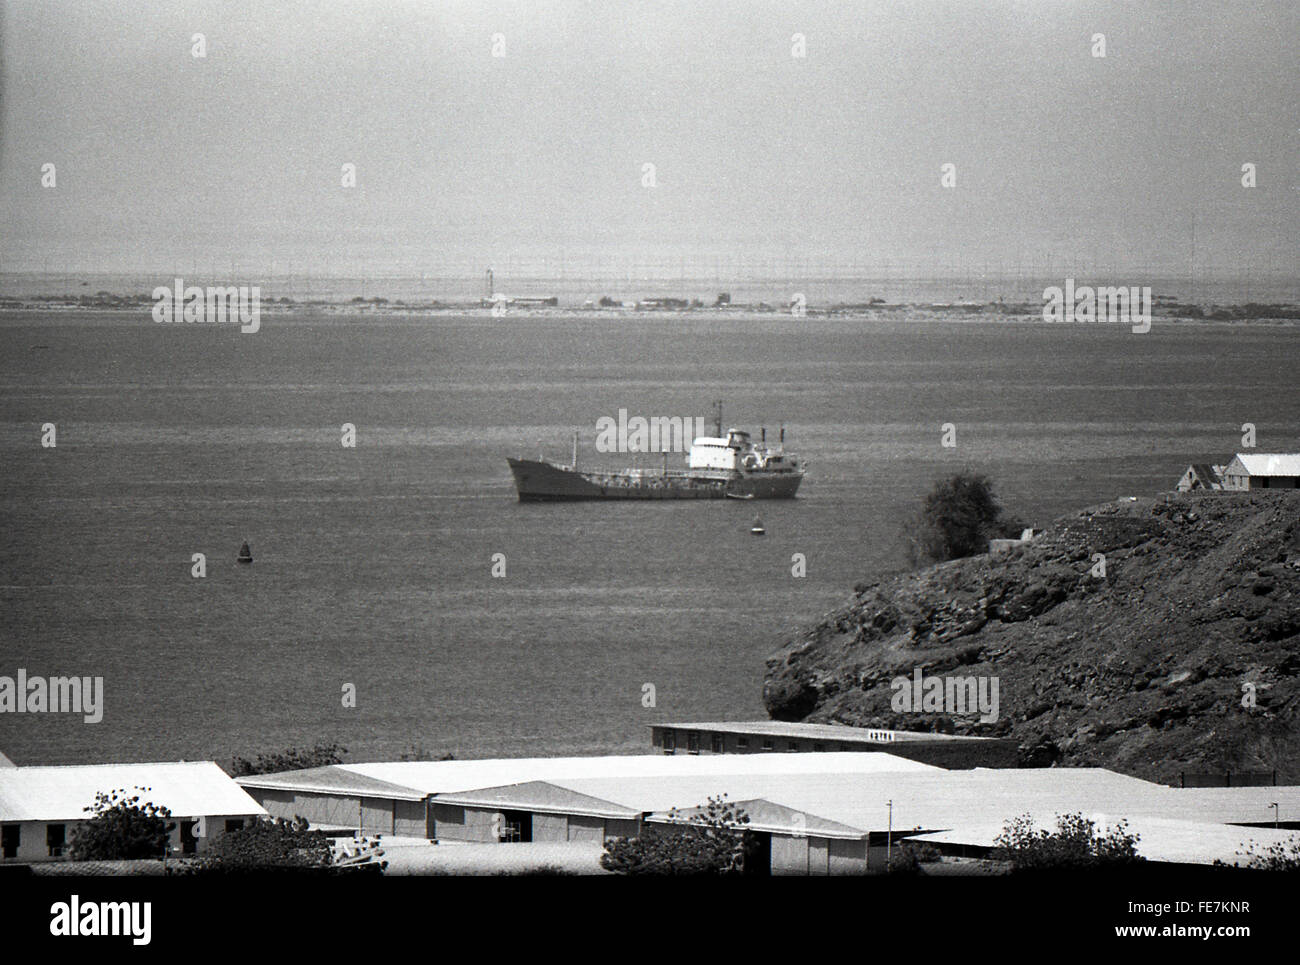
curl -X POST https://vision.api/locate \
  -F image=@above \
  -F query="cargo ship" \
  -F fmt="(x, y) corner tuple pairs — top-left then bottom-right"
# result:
(508, 421), (804, 502)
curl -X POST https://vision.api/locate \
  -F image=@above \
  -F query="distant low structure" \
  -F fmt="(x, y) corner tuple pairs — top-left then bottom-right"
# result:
(0, 760), (266, 862)
(648, 721), (1019, 768)
(1221, 453), (1300, 490)
(988, 528), (1040, 554)
(480, 294), (558, 308)
(1176, 464), (1226, 492)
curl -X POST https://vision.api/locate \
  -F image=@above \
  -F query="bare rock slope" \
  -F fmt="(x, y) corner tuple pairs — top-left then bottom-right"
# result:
(763, 492), (1300, 784)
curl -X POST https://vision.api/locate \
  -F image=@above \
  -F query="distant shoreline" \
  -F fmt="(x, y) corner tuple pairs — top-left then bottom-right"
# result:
(2, 292), (1299, 325)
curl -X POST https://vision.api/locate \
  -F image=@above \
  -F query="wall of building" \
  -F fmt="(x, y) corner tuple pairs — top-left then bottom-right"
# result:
(769, 834), (868, 875)
(429, 805), (639, 844)
(649, 727), (1019, 768)
(395, 799), (428, 837)
(249, 788), (364, 829)
(244, 788), (431, 837)
(0, 814), (257, 862)
(430, 803), (500, 843)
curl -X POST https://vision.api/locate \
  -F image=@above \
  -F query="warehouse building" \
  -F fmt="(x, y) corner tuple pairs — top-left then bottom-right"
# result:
(0, 760), (266, 862)
(648, 720), (1019, 768)
(235, 752), (943, 841)
(237, 750), (1300, 874)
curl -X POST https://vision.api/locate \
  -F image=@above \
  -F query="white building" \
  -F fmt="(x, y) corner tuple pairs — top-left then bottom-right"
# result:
(0, 760), (267, 862)
(1221, 453), (1300, 491)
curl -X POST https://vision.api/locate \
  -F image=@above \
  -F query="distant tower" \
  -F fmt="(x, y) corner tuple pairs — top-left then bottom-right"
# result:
(485, 268), (494, 300)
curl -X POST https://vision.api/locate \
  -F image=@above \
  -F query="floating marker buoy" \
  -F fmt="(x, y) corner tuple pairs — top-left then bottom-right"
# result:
(750, 517), (765, 536)
(237, 541), (253, 563)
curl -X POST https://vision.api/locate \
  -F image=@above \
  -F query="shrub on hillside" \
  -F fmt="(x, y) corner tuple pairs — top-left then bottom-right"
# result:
(906, 472), (1023, 564)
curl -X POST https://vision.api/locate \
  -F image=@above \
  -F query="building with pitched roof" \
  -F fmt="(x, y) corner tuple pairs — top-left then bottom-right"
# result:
(0, 760), (267, 862)
(1176, 463), (1225, 492)
(1221, 453), (1300, 490)
(236, 750), (1300, 874)
(648, 721), (1018, 767)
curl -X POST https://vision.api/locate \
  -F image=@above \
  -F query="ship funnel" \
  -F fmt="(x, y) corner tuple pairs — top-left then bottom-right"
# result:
(761, 427), (766, 445)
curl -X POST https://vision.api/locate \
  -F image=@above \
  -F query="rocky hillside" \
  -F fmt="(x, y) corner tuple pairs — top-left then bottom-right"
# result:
(763, 492), (1300, 784)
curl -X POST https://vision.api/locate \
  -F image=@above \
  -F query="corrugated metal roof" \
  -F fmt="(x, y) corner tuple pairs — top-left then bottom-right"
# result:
(328, 751), (943, 796)
(234, 765), (428, 801)
(432, 781), (642, 819)
(910, 815), (1300, 866)
(652, 798), (868, 839)
(1230, 453), (1300, 476)
(653, 721), (999, 743)
(643, 771), (1300, 836)
(0, 761), (269, 823)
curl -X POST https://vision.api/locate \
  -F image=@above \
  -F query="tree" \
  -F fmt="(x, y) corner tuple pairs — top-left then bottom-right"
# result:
(992, 812), (1142, 872)
(907, 472), (1022, 564)
(187, 816), (333, 874)
(68, 787), (174, 861)
(601, 795), (755, 875)
(229, 742), (346, 776)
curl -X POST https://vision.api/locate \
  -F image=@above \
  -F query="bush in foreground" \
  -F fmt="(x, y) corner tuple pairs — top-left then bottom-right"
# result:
(601, 796), (754, 875)
(992, 812), (1142, 872)
(68, 788), (174, 861)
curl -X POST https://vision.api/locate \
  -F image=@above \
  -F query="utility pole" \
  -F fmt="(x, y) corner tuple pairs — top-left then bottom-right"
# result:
(886, 799), (893, 870)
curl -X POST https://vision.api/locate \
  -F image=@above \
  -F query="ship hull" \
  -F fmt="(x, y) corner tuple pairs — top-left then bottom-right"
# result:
(507, 458), (802, 501)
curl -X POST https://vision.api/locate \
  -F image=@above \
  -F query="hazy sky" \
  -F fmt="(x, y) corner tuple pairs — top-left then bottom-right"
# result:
(1, 0), (1296, 276)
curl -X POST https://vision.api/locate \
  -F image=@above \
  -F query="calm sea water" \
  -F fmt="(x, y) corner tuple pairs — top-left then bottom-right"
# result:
(1, 309), (1297, 765)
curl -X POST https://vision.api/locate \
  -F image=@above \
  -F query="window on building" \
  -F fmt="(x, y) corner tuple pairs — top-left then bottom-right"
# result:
(180, 820), (198, 855)
(737, 737), (749, 752)
(787, 741), (799, 752)
(711, 734), (725, 753)
(662, 729), (676, 754)
(1, 825), (18, 859)
(225, 819), (245, 834)
(761, 739), (775, 752)
(814, 742), (826, 752)
(687, 731), (701, 755)
(46, 824), (66, 857)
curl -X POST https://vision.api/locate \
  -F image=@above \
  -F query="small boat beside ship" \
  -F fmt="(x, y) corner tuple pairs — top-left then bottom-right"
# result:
(507, 413), (804, 502)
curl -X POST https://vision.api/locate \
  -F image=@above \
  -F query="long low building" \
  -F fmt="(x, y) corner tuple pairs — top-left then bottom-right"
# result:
(237, 751), (1300, 874)
(0, 760), (267, 862)
(235, 751), (944, 842)
(648, 720), (1020, 768)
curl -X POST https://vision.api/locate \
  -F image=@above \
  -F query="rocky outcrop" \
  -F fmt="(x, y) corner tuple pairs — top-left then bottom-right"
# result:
(764, 492), (1300, 784)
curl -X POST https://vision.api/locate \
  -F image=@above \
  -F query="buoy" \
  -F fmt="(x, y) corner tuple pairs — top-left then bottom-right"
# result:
(750, 517), (765, 536)
(237, 541), (253, 563)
